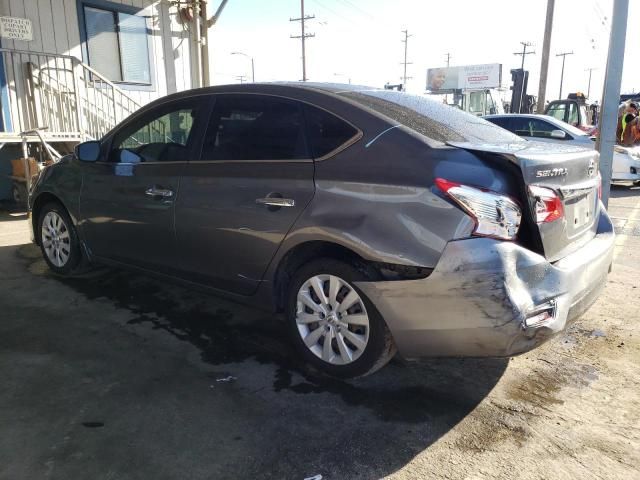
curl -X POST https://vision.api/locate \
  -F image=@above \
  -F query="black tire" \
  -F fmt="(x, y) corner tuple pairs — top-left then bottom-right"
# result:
(286, 258), (396, 378)
(37, 202), (85, 276)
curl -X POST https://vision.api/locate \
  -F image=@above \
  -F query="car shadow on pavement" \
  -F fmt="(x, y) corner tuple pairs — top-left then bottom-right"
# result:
(10, 244), (508, 479)
(610, 183), (640, 198)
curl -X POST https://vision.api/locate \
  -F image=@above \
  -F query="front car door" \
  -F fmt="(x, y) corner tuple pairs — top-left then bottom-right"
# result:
(175, 94), (315, 295)
(79, 97), (210, 273)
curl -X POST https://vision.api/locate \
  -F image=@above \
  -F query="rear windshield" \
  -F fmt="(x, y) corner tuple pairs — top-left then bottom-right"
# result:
(339, 90), (524, 144)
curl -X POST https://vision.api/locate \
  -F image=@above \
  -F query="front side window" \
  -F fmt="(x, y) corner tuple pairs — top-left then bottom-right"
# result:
(201, 95), (307, 160)
(528, 119), (557, 138)
(110, 104), (199, 162)
(84, 5), (151, 84)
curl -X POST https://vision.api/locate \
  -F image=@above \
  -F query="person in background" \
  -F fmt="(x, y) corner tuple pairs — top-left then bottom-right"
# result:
(617, 102), (638, 145)
(590, 101), (599, 126)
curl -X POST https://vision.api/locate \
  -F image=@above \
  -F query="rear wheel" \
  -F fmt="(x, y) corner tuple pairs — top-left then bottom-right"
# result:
(38, 202), (84, 275)
(286, 258), (396, 378)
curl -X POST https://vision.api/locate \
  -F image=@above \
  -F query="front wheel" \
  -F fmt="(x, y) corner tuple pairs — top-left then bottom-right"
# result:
(38, 202), (84, 275)
(286, 259), (396, 378)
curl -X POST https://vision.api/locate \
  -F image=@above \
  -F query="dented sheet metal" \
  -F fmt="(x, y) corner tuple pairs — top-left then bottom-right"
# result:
(355, 205), (615, 359)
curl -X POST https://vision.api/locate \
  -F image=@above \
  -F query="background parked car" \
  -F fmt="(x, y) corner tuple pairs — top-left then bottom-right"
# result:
(484, 113), (640, 183)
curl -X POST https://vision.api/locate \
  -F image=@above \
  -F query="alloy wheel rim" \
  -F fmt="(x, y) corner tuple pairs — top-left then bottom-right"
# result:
(41, 211), (71, 268)
(296, 274), (370, 365)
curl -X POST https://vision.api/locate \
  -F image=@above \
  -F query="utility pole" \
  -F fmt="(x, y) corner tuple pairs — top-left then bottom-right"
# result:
(537, 0), (555, 113)
(597, 0), (629, 207)
(200, 0), (229, 87)
(513, 41), (535, 70)
(400, 29), (412, 91)
(193, 0), (202, 88)
(234, 75), (246, 84)
(556, 51), (574, 99)
(586, 67), (597, 98)
(445, 53), (451, 68)
(290, 0), (315, 81)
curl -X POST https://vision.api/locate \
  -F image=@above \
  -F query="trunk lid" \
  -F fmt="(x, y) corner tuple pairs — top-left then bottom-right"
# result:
(448, 141), (600, 262)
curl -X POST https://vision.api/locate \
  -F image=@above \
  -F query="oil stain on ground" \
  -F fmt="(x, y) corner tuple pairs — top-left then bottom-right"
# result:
(21, 245), (508, 425)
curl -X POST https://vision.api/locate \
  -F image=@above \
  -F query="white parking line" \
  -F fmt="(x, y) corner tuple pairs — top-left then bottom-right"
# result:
(612, 195), (640, 261)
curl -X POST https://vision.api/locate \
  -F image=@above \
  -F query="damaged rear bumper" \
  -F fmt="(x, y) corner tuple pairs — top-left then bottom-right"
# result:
(355, 205), (615, 359)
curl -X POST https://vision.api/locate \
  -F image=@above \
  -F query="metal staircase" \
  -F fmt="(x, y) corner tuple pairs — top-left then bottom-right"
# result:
(0, 48), (142, 144)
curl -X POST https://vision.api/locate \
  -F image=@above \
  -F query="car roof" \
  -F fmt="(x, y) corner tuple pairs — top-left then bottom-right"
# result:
(156, 82), (380, 101)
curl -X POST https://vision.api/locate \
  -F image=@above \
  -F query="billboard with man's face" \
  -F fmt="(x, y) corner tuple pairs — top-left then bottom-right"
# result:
(427, 63), (502, 92)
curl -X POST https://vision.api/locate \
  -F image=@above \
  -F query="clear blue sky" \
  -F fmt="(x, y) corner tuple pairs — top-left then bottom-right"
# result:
(210, 0), (638, 102)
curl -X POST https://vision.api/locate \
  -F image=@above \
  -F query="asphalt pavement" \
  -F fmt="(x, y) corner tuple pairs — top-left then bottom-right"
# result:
(0, 186), (639, 480)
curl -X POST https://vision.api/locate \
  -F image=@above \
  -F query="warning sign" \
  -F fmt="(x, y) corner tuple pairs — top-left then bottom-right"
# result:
(0, 17), (33, 41)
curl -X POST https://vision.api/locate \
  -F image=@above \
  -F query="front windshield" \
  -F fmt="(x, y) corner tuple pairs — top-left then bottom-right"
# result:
(339, 90), (524, 144)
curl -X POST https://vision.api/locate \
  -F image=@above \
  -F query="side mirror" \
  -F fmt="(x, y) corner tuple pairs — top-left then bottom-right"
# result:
(550, 129), (567, 139)
(75, 141), (101, 162)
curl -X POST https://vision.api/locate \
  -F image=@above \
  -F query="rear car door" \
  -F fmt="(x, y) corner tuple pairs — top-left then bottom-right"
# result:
(175, 94), (315, 295)
(79, 97), (209, 272)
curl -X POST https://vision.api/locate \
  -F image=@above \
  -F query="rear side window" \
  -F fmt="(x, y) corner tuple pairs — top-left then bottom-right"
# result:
(201, 95), (307, 160)
(304, 105), (358, 158)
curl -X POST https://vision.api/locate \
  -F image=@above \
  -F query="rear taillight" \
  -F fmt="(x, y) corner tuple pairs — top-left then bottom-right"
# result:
(597, 173), (602, 199)
(529, 185), (564, 223)
(435, 178), (522, 240)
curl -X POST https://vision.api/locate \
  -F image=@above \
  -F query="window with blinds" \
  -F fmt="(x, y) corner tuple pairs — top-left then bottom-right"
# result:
(84, 5), (151, 85)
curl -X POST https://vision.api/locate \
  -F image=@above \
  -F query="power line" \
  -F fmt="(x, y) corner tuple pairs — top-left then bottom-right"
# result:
(310, 0), (354, 24)
(400, 29), (412, 91)
(290, 0), (315, 82)
(335, 0), (375, 19)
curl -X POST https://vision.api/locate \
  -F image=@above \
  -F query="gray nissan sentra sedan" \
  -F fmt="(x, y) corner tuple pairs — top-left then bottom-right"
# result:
(29, 83), (615, 377)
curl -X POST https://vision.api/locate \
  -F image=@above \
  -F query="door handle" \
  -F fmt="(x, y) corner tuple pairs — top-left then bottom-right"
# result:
(256, 197), (295, 207)
(145, 187), (174, 198)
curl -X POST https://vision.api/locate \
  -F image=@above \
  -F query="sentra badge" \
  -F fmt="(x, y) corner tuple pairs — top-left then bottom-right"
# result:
(536, 168), (568, 178)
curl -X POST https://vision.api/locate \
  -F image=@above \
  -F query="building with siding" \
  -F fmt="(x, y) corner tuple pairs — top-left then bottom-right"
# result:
(0, 0), (204, 200)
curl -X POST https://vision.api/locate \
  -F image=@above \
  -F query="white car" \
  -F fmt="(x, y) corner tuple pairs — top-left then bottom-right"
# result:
(484, 113), (640, 183)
